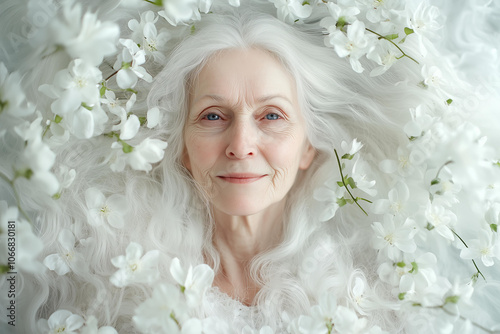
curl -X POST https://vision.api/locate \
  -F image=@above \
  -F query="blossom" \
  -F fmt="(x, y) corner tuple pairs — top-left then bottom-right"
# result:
(371, 181), (420, 217)
(421, 65), (445, 89)
(405, 1), (442, 55)
(320, 0), (360, 29)
(313, 177), (346, 222)
(110, 94), (140, 141)
(113, 39), (153, 89)
(460, 228), (500, 267)
(110, 242), (160, 287)
(46, 2), (119, 65)
(80, 316), (118, 334)
(372, 215), (417, 261)
(366, 40), (399, 77)
(43, 228), (83, 275)
(0, 201), (44, 273)
(128, 11), (171, 64)
(39, 58), (102, 114)
(109, 137), (168, 172)
(341, 138), (363, 157)
(133, 283), (186, 333)
(146, 107), (161, 128)
(37, 309), (85, 334)
(170, 257), (215, 307)
(348, 276), (379, 315)
(403, 104), (435, 139)
(359, 0), (403, 23)
(324, 20), (369, 73)
(85, 187), (127, 228)
(159, 0), (213, 26)
(425, 203), (456, 241)
(39, 59), (108, 139)
(351, 155), (377, 197)
(399, 252), (438, 299)
(13, 116), (60, 196)
(0, 63), (35, 136)
(269, 0), (313, 24)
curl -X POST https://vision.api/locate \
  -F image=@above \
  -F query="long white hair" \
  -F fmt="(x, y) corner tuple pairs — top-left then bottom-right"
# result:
(20, 6), (440, 333)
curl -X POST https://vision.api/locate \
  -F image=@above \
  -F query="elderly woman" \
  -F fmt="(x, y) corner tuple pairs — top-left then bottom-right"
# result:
(21, 6), (435, 334)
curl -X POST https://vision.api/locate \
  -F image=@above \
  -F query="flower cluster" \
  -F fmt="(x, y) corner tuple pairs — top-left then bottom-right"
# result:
(0, 0), (499, 333)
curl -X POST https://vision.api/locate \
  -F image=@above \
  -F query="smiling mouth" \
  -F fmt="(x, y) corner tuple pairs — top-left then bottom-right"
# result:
(217, 173), (266, 184)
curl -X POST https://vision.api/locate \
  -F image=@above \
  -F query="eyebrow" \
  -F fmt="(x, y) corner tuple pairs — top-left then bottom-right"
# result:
(193, 94), (293, 105)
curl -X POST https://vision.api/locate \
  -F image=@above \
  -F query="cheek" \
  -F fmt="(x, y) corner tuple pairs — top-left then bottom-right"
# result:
(184, 136), (220, 175)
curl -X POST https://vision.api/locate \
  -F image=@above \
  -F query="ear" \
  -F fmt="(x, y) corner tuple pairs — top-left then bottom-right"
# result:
(299, 142), (315, 170)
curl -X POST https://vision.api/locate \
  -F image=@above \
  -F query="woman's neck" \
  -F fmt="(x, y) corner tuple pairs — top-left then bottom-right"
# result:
(211, 200), (285, 305)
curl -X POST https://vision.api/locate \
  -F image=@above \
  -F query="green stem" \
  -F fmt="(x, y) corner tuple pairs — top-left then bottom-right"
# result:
(334, 149), (368, 216)
(0, 171), (32, 225)
(451, 229), (486, 281)
(365, 28), (420, 64)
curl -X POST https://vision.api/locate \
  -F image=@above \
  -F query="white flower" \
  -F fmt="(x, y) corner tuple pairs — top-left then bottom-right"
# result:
(372, 181), (419, 217)
(348, 276), (379, 315)
(228, 0), (240, 6)
(80, 316), (118, 334)
(425, 204), (456, 241)
(421, 65), (444, 89)
(40, 59), (102, 118)
(403, 104), (435, 138)
(38, 309), (85, 334)
(159, 0), (213, 26)
(399, 252), (438, 297)
(13, 116), (60, 196)
(170, 257), (215, 307)
(43, 228), (83, 276)
(379, 146), (421, 177)
(110, 137), (168, 172)
(366, 40), (399, 76)
(359, 0), (403, 23)
(128, 11), (171, 64)
(313, 178), (346, 222)
(113, 39), (153, 89)
(341, 138), (363, 157)
(460, 228), (500, 267)
(323, 0), (360, 26)
(332, 306), (368, 333)
(110, 242), (160, 287)
(133, 283), (185, 333)
(0, 63), (35, 136)
(46, 2), (119, 65)
(269, 0), (313, 24)
(351, 155), (377, 197)
(85, 187), (127, 228)
(324, 20), (369, 73)
(0, 201), (44, 273)
(372, 215), (417, 261)
(147, 107), (161, 128)
(111, 94), (140, 141)
(405, 1), (442, 55)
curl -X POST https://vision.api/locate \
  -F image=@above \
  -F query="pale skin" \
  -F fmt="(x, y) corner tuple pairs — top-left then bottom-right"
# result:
(183, 48), (315, 305)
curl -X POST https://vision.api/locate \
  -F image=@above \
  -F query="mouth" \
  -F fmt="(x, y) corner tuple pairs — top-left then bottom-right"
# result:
(217, 173), (267, 184)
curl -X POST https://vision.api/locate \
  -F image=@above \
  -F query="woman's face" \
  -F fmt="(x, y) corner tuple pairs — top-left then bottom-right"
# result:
(183, 48), (314, 216)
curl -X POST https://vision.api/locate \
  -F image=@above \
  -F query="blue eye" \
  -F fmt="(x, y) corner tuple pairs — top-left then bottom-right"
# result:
(265, 113), (280, 120)
(205, 113), (220, 121)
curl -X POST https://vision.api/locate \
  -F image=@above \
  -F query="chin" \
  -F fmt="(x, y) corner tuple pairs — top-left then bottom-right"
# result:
(213, 198), (267, 217)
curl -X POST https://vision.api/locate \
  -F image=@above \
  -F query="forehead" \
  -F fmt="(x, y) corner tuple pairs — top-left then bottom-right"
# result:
(191, 48), (297, 103)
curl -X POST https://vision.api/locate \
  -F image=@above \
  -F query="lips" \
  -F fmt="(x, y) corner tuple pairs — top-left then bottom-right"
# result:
(217, 173), (266, 184)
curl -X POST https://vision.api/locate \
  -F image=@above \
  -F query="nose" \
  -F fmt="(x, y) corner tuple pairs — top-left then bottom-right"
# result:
(225, 119), (257, 159)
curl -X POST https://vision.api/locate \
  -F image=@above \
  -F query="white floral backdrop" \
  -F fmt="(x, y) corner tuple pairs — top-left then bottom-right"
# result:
(1, 0), (500, 333)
